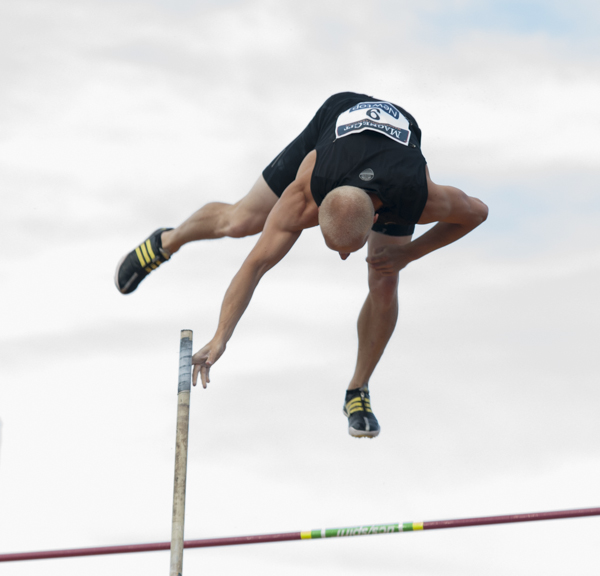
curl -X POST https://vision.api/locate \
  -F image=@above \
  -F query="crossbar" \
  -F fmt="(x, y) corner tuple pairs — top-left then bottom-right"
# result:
(1, 507), (598, 563)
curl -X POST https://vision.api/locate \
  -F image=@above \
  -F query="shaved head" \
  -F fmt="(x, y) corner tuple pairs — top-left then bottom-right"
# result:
(318, 186), (375, 254)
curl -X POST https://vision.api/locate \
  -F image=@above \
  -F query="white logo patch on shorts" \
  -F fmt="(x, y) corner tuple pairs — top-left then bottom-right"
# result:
(335, 101), (411, 145)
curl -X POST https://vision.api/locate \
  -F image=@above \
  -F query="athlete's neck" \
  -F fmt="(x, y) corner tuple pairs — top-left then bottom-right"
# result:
(367, 192), (383, 211)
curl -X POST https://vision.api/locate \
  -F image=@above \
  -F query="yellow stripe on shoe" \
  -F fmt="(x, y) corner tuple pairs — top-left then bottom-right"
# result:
(346, 398), (363, 408)
(145, 239), (156, 260)
(140, 243), (151, 264)
(135, 247), (146, 267)
(346, 399), (362, 411)
(346, 398), (373, 415)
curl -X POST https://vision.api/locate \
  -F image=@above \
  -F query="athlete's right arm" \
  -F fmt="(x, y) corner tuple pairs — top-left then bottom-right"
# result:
(192, 171), (318, 387)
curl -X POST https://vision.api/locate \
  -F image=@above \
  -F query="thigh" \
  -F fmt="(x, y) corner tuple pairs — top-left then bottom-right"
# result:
(261, 94), (347, 197)
(230, 175), (279, 230)
(262, 129), (320, 198)
(261, 93), (367, 197)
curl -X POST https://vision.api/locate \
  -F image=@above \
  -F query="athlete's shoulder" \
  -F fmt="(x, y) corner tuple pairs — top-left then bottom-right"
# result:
(272, 152), (318, 231)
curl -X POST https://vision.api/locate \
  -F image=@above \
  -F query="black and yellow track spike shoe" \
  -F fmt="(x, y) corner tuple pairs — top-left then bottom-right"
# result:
(343, 385), (380, 438)
(115, 228), (173, 294)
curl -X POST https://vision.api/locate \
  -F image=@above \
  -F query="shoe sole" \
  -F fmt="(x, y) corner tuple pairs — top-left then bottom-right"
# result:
(348, 426), (380, 438)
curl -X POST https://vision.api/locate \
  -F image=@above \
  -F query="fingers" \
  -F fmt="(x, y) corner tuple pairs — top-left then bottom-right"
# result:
(366, 246), (405, 275)
(366, 256), (390, 269)
(200, 362), (211, 389)
(193, 361), (211, 388)
(366, 256), (396, 275)
(201, 348), (221, 389)
(366, 257), (384, 266)
(192, 347), (211, 388)
(190, 340), (226, 389)
(193, 360), (211, 388)
(366, 247), (389, 266)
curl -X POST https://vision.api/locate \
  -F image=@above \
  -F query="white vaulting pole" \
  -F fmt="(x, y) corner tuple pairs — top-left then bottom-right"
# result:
(170, 330), (193, 576)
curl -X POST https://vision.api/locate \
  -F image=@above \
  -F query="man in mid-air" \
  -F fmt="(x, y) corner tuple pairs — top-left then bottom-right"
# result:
(115, 92), (488, 438)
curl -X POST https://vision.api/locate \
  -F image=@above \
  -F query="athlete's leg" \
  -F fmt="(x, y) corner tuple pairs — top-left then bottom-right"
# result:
(161, 175), (278, 254)
(348, 231), (412, 390)
(115, 176), (279, 294)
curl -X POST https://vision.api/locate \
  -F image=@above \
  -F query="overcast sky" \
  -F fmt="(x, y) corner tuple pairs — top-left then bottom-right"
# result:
(1, 1), (600, 575)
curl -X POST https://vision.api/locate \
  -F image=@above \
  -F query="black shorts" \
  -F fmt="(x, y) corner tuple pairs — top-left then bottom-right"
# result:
(262, 92), (427, 236)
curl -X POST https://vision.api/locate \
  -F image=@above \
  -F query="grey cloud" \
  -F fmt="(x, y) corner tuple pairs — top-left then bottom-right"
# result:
(0, 320), (177, 366)
(1, 3), (599, 575)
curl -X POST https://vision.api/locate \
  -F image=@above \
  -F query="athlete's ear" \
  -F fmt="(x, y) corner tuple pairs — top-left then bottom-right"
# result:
(373, 213), (379, 224)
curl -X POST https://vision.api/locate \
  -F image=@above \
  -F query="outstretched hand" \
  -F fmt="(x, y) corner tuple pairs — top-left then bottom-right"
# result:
(192, 339), (227, 388)
(366, 244), (413, 275)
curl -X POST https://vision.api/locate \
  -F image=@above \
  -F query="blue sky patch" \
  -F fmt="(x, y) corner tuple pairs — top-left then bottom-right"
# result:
(413, 0), (598, 43)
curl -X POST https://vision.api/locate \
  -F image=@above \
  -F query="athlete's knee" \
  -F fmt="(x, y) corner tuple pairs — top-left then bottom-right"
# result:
(368, 273), (399, 306)
(222, 212), (266, 238)
(223, 220), (255, 238)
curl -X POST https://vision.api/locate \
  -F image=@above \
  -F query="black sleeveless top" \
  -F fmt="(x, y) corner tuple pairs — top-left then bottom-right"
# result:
(310, 93), (428, 228)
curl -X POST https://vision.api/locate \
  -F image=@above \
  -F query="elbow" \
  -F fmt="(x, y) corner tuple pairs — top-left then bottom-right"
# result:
(469, 198), (488, 228)
(477, 200), (489, 224)
(243, 256), (273, 281)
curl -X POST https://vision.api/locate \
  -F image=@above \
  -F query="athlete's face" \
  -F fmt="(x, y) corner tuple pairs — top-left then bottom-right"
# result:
(325, 214), (378, 260)
(326, 232), (370, 260)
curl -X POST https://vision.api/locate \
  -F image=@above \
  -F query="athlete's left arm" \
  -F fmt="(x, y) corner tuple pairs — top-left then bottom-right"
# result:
(191, 152), (319, 387)
(367, 174), (488, 275)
